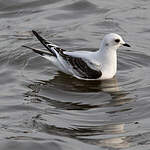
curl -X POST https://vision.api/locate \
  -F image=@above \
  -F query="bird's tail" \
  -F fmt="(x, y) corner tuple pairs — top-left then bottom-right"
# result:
(32, 30), (59, 57)
(22, 45), (53, 56)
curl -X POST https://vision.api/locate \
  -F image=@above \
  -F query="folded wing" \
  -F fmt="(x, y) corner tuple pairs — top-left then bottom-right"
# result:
(25, 30), (102, 79)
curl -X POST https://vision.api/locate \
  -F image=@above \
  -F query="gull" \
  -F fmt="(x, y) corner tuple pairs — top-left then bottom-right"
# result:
(23, 30), (130, 80)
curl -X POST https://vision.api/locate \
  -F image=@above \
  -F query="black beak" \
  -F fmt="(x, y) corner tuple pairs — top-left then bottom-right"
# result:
(123, 43), (131, 47)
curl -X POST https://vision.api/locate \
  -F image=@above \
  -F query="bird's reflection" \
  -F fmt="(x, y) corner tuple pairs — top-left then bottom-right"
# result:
(26, 72), (133, 108)
(25, 72), (134, 149)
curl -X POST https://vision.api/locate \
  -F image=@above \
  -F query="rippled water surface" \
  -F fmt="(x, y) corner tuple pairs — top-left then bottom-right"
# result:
(0, 0), (150, 149)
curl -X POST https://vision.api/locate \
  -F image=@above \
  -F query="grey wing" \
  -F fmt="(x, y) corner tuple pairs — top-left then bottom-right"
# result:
(62, 54), (102, 79)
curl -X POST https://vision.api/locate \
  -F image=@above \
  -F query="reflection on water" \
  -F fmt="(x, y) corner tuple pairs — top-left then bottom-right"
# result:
(24, 75), (133, 149)
(25, 74), (133, 109)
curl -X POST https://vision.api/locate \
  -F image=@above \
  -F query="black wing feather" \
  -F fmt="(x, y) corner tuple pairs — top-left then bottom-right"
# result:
(61, 54), (102, 79)
(32, 30), (65, 57)
(22, 45), (53, 56)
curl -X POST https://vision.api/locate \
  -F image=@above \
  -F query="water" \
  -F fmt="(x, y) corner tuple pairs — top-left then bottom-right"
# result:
(0, 0), (150, 149)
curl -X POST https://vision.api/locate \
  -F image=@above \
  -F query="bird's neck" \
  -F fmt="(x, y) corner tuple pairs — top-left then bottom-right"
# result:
(96, 46), (117, 79)
(99, 46), (117, 60)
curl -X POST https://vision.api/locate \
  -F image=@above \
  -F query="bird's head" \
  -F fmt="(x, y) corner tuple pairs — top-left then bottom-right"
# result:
(101, 33), (130, 50)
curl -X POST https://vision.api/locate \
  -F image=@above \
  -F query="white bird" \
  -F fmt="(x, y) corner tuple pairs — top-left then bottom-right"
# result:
(23, 30), (130, 80)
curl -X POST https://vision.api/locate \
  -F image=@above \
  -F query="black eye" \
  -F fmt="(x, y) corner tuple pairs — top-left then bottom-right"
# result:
(115, 39), (120, 43)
